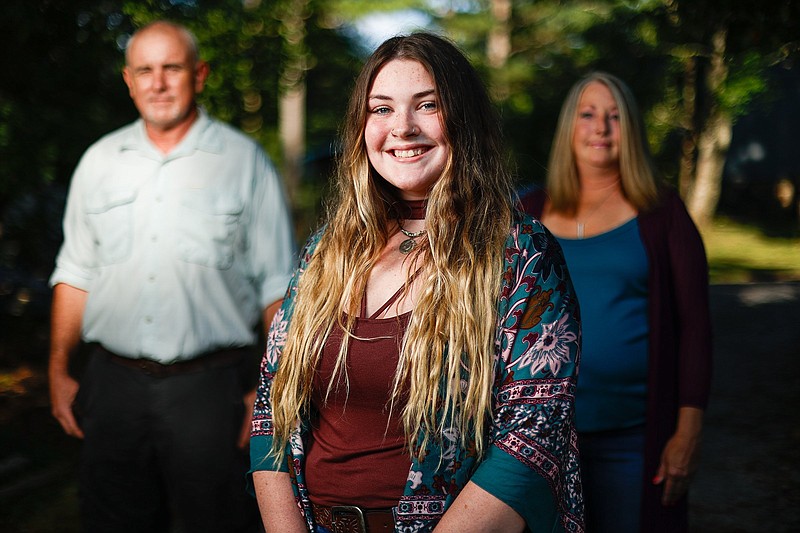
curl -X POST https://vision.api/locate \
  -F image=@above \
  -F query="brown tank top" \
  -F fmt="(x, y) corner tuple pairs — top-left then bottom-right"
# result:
(305, 278), (416, 508)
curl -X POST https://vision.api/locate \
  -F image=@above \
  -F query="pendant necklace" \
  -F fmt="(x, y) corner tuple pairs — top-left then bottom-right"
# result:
(576, 181), (619, 239)
(393, 198), (427, 253)
(397, 220), (426, 254)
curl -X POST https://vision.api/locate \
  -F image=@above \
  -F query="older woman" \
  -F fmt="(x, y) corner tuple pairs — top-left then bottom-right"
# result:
(250, 33), (583, 533)
(522, 72), (712, 533)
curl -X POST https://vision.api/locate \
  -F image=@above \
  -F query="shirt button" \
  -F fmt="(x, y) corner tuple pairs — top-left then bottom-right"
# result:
(151, 235), (158, 242)
(148, 274), (156, 282)
(144, 316), (153, 324)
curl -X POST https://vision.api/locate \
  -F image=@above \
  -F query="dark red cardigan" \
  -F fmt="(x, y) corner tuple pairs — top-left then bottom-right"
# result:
(521, 187), (713, 532)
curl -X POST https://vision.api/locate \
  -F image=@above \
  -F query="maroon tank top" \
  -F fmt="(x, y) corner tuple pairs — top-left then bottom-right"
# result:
(305, 277), (418, 508)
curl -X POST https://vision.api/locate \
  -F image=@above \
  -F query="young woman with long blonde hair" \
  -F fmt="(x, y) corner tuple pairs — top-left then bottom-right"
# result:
(250, 33), (583, 533)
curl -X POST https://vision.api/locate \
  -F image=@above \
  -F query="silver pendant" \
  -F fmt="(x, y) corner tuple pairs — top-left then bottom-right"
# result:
(576, 222), (586, 239)
(399, 238), (417, 254)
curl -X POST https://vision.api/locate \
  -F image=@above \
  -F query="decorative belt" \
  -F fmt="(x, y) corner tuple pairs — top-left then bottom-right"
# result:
(311, 502), (395, 533)
(99, 345), (249, 378)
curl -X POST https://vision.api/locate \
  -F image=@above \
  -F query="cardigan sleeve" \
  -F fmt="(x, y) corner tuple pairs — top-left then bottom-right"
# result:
(662, 192), (713, 408)
(519, 186), (547, 219)
(470, 217), (583, 532)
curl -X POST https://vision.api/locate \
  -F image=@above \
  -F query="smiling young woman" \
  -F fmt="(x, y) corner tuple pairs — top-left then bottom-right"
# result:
(250, 33), (584, 533)
(363, 59), (449, 201)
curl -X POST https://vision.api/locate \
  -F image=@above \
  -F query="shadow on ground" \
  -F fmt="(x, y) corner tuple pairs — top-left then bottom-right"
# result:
(689, 282), (800, 532)
(1, 283), (799, 532)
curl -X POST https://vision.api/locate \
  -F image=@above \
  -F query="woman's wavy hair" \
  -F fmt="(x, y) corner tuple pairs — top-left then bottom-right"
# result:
(269, 32), (514, 463)
(546, 71), (660, 213)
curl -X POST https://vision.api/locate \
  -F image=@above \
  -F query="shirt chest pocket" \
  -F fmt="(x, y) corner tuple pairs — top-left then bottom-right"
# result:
(85, 187), (138, 265)
(176, 191), (244, 269)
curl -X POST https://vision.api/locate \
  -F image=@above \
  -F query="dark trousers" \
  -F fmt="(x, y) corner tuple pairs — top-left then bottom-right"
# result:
(74, 348), (260, 533)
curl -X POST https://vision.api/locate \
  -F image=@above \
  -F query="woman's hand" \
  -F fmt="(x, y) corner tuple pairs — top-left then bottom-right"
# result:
(652, 406), (704, 506)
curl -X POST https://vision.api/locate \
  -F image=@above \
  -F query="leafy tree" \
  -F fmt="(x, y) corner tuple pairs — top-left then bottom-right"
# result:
(0, 0), (135, 273)
(2, 0), (797, 282)
(0, 0), (364, 277)
(655, 0), (800, 226)
(432, 0), (799, 227)
(434, 1), (669, 185)
(122, 0), (286, 154)
(123, 0), (363, 220)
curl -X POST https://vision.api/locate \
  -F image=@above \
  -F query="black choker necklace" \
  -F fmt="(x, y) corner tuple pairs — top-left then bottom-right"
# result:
(392, 198), (427, 254)
(393, 199), (427, 220)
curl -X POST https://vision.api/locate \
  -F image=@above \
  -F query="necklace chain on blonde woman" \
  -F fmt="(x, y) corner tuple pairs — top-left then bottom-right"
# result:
(576, 180), (620, 239)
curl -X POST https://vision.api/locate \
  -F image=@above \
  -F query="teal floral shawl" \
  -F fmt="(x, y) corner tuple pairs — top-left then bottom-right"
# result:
(251, 214), (584, 532)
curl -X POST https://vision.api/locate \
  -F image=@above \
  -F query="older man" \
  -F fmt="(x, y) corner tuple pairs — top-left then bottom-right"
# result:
(48, 21), (295, 532)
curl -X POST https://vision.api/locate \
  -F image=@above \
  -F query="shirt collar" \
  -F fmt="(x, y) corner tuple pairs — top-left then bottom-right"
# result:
(119, 107), (224, 158)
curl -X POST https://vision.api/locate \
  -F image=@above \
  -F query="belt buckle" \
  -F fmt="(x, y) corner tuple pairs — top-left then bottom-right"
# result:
(330, 505), (367, 533)
(136, 359), (162, 377)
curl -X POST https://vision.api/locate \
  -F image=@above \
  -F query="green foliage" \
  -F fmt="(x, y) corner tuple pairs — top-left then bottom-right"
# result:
(428, 0), (798, 189)
(717, 52), (769, 115)
(0, 0), (361, 189)
(121, 0), (285, 155)
(435, 0), (675, 184)
(703, 217), (800, 283)
(0, 0), (797, 271)
(0, 0), (135, 204)
(0, 0), (136, 270)
(327, 0), (428, 19)
(0, 0), (361, 273)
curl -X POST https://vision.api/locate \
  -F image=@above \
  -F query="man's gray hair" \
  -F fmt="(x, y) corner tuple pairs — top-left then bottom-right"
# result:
(125, 20), (200, 65)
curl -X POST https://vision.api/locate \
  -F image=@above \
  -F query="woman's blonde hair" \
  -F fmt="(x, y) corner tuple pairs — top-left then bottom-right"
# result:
(269, 33), (514, 463)
(546, 71), (660, 213)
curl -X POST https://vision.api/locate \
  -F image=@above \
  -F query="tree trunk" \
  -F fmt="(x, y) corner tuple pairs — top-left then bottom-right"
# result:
(687, 111), (732, 226)
(678, 57), (697, 199)
(279, 84), (305, 201)
(685, 27), (730, 226)
(278, 0), (310, 201)
(486, 0), (511, 101)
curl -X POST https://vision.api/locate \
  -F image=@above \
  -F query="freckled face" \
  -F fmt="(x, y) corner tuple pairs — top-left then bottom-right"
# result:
(364, 59), (449, 200)
(572, 81), (621, 172)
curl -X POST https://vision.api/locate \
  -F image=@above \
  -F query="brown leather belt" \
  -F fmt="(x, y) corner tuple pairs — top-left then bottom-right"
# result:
(99, 345), (249, 378)
(312, 502), (395, 533)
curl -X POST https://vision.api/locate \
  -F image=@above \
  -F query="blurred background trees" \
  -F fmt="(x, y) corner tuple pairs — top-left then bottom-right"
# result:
(0, 0), (798, 315)
(428, 0), (800, 225)
(1, 4), (798, 529)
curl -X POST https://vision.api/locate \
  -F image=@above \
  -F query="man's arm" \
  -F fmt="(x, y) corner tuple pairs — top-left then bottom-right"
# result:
(237, 298), (284, 449)
(262, 298), (284, 336)
(48, 283), (88, 438)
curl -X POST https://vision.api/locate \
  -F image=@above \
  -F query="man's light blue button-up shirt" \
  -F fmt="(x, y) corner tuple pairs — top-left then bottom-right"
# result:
(50, 110), (296, 363)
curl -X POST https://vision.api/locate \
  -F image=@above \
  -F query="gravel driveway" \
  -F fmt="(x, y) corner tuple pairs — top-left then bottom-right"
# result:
(689, 282), (800, 532)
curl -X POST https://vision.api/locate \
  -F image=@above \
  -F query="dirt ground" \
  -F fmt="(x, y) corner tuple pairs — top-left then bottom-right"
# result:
(1, 282), (799, 532)
(688, 282), (800, 532)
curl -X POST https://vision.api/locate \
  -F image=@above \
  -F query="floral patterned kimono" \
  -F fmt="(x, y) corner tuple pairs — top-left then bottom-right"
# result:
(250, 214), (584, 532)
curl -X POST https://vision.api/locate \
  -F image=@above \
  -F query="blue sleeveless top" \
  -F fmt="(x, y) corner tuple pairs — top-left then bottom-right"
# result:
(556, 218), (649, 432)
